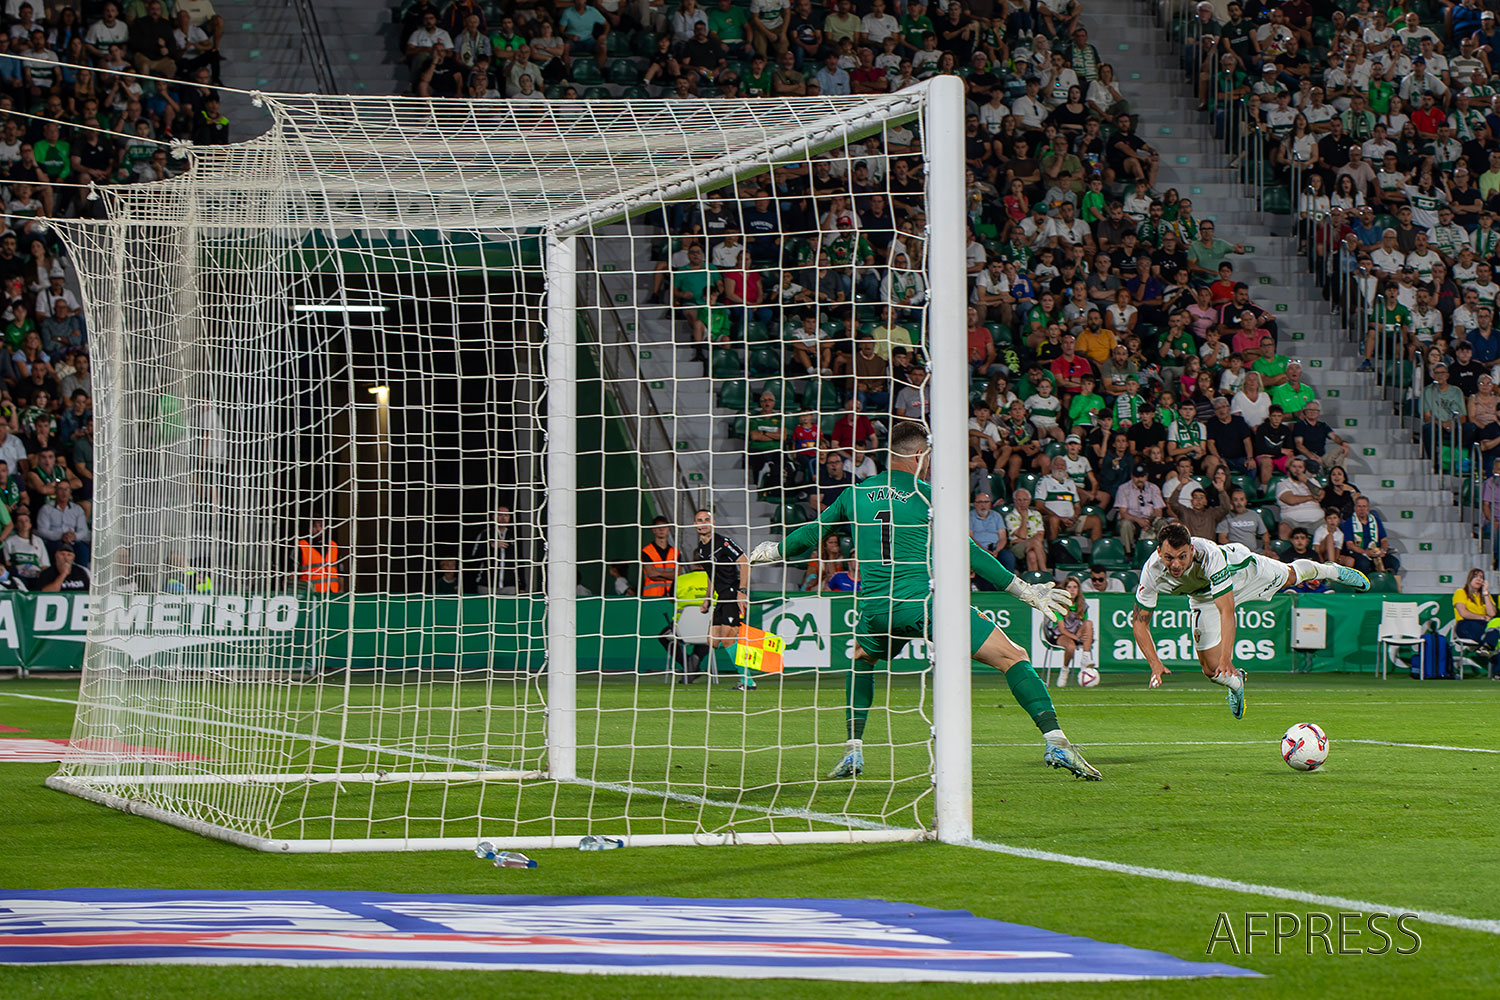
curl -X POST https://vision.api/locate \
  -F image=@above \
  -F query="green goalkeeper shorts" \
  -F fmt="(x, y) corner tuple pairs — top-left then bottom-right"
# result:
(853, 600), (996, 663)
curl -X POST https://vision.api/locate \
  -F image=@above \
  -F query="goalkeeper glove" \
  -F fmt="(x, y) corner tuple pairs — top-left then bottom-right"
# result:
(748, 541), (781, 564)
(1007, 577), (1072, 622)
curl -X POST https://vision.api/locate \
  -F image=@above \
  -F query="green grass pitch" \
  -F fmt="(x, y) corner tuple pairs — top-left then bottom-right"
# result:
(0, 671), (1497, 999)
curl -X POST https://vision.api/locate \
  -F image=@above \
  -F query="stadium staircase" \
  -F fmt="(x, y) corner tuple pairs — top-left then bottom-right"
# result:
(585, 231), (789, 585)
(1104, 0), (1462, 592)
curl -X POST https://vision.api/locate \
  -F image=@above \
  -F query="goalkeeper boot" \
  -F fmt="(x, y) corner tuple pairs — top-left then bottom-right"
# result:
(1331, 565), (1371, 591)
(826, 742), (864, 779)
(1225, 667), (1247, 720)
(1043, 739), (1103, 780)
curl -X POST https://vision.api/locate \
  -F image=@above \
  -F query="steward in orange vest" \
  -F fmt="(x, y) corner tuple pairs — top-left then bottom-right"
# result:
(298, 519), (341, 593)
(640, 517), (678, 598)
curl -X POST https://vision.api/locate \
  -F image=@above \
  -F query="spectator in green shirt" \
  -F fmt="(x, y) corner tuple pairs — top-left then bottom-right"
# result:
(1251, 335), (1291, 388)
(742, 53), (773, 95)
(1067, 374), (1105, 429)
(1187, 220), (1245, 275)
(1268, 360), (1316, 417)
(709, 0), (752, 58)
(747, 390), (785, 486)
(33, 122), (71, 183)
(488, 15), (526, 63)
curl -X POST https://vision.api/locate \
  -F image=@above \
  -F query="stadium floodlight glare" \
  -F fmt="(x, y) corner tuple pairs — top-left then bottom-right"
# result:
(46, 82), (973, 852)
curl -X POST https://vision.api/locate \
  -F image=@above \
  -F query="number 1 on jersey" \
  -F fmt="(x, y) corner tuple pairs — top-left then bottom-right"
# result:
(874, 508), (893, 563)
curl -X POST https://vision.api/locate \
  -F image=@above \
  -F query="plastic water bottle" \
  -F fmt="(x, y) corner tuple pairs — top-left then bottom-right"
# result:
(493, 852), (537, 869)
(578, 835), (624, 851)
(475, 841), (538, 868)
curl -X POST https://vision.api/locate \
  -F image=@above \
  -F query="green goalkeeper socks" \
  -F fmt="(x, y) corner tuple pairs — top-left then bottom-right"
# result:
(847, 669), (875, 741)
(715, 644), (742, 679)
(1005, 661), (1060, 735)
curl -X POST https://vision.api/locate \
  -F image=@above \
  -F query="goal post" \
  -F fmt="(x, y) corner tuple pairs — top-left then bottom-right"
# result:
(47, 82), (974, 852)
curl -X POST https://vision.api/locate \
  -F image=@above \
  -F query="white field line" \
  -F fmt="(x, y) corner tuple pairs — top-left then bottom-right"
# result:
(957, 837), (1500, 936)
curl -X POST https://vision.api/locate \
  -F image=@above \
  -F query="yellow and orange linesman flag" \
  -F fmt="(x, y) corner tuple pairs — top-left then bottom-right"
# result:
(733, 624), (786, 674)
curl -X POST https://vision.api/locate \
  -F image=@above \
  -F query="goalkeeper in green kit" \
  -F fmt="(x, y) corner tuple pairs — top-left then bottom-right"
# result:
(749, 421), (1102, 781)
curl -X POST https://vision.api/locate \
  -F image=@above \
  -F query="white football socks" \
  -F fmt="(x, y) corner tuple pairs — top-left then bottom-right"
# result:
(1043, 728), (1067, 746)
(1209, 671), (1244, 691)
(1292, 558), (1335, 583)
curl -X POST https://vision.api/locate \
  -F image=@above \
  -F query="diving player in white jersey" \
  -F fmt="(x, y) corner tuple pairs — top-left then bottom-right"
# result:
(1131, 523), (1369, 718)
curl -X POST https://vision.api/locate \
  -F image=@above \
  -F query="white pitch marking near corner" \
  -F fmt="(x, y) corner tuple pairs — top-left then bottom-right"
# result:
(956, 838), (1500, 936)
(0, 691), (83, 705)
(1346, 739), (1500, 754)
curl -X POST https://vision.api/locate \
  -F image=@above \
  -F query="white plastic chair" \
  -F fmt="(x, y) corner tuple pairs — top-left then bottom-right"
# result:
(1375, 602), (1423, 680)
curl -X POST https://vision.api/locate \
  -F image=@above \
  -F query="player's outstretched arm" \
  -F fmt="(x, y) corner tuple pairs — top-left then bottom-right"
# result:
(1132, 604), (1172, 686)
(756, 486), (853, 564)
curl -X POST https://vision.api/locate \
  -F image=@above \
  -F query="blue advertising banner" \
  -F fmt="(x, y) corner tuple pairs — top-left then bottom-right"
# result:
(0, 889), (1257, 983)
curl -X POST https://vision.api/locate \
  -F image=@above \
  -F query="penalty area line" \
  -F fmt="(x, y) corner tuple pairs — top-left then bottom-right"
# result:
(956, 838), (1500, 936)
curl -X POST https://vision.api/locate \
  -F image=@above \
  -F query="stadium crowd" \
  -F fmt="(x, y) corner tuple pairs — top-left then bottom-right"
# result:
(0, 0), (229, 593)
(1184, 0), (1500, 573)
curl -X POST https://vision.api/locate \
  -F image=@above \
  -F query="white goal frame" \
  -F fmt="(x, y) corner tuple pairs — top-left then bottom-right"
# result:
(46, 78), (974, 852)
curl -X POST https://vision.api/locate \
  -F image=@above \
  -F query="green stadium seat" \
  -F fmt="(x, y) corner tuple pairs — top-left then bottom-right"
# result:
(838, 534), (854, 557)
(1014, 472), (1040, 497)
(1259, 507), (1280, 532)
(1022, 571), (1055, 586)
(711, 347), (743, 380)
(1110, 569), (1139, 591)
(1229, 472), (1258, 501)
(746, 320), (775, 343)
(1269, 538), (1292, 557)
(719, 379), (747, 411)
(610, 59), (642, 86)
(1051, 536), (1086, 572)
(748, 346), (782, 378)
(1366, 571), (1400, 593)
(623, 86), (651, 99)
(1091, 537), (1129, 569)
(571, 61), (604, 84)
(1133, 537), (1158, 568)
(583, 86), (612, 100)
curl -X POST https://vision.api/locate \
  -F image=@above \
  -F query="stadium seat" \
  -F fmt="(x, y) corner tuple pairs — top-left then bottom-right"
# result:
(1269, 538), (1292, 557)
(1229, 472), (1258, 502)
(1051, 537), (1086, 573)
(1022, 570), (1055, 586)
(1014, 472), (1040, 496)
(745, 320), (775, 343)
(1133, 537), (1158, 567)
(583, 86), (612, 100)
(1110, 569), (1139, 591)
(1366, 571), (1400, 594)
(719, 379), (747, 411)
(711, 347), (744, 380)
(571, 62), (604, 85)
(610, 59), (642, 86)
(623, 86), (651, 99)
(1091, 537), (1129, 569)
(1259, 507), (1279, 532)
(748, 347), (782, 378)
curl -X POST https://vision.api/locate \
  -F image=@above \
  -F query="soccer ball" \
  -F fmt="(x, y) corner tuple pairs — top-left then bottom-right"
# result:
(1077, 664), (1100, 688)
(1281, 723), (1329, 771)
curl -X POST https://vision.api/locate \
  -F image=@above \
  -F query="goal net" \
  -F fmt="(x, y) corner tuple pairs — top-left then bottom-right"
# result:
(47, 81), (975, 852)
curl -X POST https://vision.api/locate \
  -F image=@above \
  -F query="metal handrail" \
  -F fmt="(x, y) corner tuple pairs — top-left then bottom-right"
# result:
(288, 0), (338, 95)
